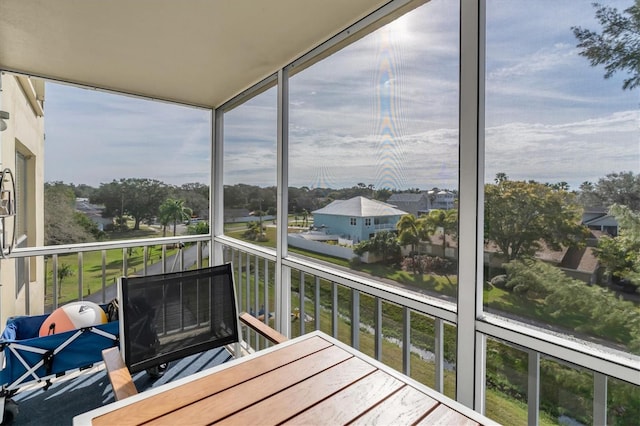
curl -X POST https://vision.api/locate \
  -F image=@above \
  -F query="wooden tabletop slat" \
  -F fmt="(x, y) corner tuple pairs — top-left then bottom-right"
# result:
(349, 385), (440, 425)
(284, 370), (405, 425)
(415, 404), (481, 426)
(93, 336), (333, 426)
(142, 345), (355, 426)
(216, 356), (377, 425)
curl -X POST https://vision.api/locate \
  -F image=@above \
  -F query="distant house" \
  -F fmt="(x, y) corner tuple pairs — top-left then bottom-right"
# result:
(428, 189), (456, 210)
(386, 193), (430, 217)
(582, 207), (619, 237)
(387, 189), (456, 217)
(311, 196), (407, 243)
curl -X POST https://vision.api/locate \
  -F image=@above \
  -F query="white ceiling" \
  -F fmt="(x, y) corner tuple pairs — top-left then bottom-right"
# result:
(0, 0), (396, 108)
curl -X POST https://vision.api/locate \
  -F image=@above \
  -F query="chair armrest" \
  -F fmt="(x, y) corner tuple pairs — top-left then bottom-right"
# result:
(239, 312), (287, 344)
(102, 347), (138, 401)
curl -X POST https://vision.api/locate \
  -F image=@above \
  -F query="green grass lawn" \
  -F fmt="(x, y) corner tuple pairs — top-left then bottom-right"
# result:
(45, 228), (180, 305)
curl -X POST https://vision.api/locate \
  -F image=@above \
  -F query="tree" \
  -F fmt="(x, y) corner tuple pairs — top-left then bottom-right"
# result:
(56, 263), (74, 297)
(174, 182), (209, 219)
(89, 180), (122, 218)
(396, 214), (423, 254)
(499, 259), (640, 354)
(158, 198), (192, 236)
(123, 178), (169, 230)
(353, 231), (401, 263)
(422, 255), (456, 285)
(500, 258), (557, 298)
(572, 1), (640, 90)
(494, 172), (508, 184)
(484, 176), (589, 261)
(594, 204), (640, 291)
(579, 171), (640, 211)
(73, 211), (105, 241)
(402, 255), (456, 284)
(44, 182), (95, 245)
(92, 178), (169, 230)
(158, 212), (171, 237)
(401, 255), (426, 275)
(420, 209), (458, 256)
(547, 181), (570, 191)
(72, 183), (97, 199)
(253, 209), (266, 237)
(243, 221), (267, 242)
(187, 221), (209, 235)
(577, 181), (603, 207)
(547, 264), (640, 353)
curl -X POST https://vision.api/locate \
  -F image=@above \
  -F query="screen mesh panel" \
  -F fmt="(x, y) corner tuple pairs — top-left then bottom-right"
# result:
(119, 264), (238, 373)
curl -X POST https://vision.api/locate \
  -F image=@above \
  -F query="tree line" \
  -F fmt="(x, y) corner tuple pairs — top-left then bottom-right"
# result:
(44, 179), (209, 245)
(48, 170), (639, 254)
(45, 178), (459, 247)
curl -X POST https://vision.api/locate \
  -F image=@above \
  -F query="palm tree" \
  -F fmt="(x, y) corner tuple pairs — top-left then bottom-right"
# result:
(396, 214), (423, 254)
(375, 231), (401, 263)
(159, 198), (193, 237)
(158, 214), (171, 237)
(420, 209), (458, 256)
(56, 263), (73, 298)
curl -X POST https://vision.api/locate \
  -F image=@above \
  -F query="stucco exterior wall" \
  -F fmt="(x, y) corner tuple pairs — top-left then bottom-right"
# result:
(0, 74), (45, 324)
(312, 213), (402, 243)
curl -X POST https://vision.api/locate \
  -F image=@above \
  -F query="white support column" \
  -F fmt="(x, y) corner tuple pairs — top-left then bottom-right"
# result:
(403, 306), (411, 375)
(528, 350), (540, 425)
(78, 252), (84, 300)
(211, 108), (224, 265)
(276, 68), (291, 337)
(456, 0), (485, 409)
(375, 297), (383, 361)
(351, 289), (360, 350)
(474, 333), (487, 414)
(593, 372), (607, 426)
(434, 318), (444, 393)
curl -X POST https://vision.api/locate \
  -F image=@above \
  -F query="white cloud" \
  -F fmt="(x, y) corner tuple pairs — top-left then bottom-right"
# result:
(488, 44), (577, 81)
(486, 110), (639, 188)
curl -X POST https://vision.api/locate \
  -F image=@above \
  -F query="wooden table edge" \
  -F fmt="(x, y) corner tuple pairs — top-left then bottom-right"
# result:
(73, 331), (499, 426)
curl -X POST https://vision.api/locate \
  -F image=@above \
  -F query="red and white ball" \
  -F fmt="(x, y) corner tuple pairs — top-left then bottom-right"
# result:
(39, 301), (107, 337)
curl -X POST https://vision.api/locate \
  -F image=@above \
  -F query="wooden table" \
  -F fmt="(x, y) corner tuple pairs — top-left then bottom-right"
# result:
(74, 331), (498, 425)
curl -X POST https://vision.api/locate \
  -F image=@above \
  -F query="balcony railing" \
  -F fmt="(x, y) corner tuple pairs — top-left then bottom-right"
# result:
(11, 235), (209, 313)
(7, 236), (640, 425)
(373, 223), (396, 230)
(217, 239), (640, 425)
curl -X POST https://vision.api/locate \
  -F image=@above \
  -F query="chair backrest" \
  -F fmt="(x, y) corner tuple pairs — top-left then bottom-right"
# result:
(101, 347), (138, 401)
(118, 264), (240, 374)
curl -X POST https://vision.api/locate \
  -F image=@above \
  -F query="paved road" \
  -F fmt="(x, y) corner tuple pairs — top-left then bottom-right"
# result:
(85, 243), (208, 304)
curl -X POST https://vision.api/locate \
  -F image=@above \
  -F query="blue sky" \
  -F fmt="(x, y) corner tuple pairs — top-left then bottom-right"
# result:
(44, 0), (638, 191)
(45, 86), (211, 187)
